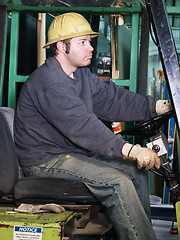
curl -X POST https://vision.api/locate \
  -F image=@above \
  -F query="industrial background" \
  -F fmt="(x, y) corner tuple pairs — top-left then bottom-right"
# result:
(0, 0), (180, 239)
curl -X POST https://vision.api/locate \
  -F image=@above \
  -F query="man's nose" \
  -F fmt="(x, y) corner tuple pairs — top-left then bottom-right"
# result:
(88, 42), (94, 51)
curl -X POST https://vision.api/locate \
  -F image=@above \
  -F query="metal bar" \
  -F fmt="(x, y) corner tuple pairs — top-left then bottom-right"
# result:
(8, 11), (19, 108)
(0, 6), (7, 106)
(6, 5), (142, 14)
(146, 0), (180, 134)
(111, 79), (130, 87)
(2, 3), (179, 14)
(111, 15), (119, 80)
(129, 13), (140, 92)
(15, 75), (28, 83)
(167, 6), (180, 15)
(12, 0), (22, 4)
(137, 8), (150, 96)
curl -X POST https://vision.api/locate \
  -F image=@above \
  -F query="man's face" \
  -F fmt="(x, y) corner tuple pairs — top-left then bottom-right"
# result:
(65, 35), (94, 68)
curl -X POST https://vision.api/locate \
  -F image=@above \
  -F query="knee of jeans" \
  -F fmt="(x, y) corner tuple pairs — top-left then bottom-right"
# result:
(108, 174), (132, 186)
(86, 175), (133, 199)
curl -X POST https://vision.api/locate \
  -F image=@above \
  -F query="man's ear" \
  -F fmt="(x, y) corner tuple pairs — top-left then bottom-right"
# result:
(56, 41), (66, 54)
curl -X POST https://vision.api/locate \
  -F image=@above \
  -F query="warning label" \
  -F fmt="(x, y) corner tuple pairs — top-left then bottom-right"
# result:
(13, 226), (42, 240)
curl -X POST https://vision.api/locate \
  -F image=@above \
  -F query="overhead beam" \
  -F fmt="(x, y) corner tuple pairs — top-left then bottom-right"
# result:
(5, 5), (142, 14)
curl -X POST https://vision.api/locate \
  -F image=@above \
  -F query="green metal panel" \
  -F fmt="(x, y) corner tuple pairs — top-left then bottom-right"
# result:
(0, 11), (8, 106)
(129, 13), (139, 92)
(111, 79), (130, 87)
(167, 6), (180, 14)
(111, 13), (140, 93)
(12, 0), (22, 4)
(8, 12), (36, 108)
(6, 5), (142, 14)
(117, 24), (131, 81)
(0, 206), (74, 240)
(8, 11), (19, 108)
(16, 75), (28, 82)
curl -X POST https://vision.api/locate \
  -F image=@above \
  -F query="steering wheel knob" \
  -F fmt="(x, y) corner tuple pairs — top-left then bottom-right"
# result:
(152, 144), (160, 153)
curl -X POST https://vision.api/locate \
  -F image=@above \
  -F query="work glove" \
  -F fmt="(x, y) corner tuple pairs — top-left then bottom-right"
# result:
(14, 203), (65, 214)
(121, 143), (160, 170)
(156, 99), (172, 115)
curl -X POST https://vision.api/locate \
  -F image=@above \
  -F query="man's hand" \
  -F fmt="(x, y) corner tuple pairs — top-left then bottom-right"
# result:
(122, 143), (160, 170)
(156, 100), (172, 115)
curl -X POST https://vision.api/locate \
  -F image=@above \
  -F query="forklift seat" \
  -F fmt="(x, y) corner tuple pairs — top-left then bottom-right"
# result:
(0, 107), (113, 239)
(0, 107), (97, 204)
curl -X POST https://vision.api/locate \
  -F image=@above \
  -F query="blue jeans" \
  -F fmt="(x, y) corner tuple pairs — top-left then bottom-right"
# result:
(23, 153), (157, 240)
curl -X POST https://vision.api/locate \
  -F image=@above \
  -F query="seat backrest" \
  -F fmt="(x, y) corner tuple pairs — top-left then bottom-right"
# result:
(0, 107), (19, 195)
(0, 108), (96, 203)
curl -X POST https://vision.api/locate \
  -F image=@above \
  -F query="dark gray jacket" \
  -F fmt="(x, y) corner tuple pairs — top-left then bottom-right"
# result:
(14, 57), (156, 167)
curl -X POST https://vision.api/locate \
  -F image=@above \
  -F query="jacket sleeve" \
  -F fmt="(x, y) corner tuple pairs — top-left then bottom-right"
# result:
(88, 71), (156, 122)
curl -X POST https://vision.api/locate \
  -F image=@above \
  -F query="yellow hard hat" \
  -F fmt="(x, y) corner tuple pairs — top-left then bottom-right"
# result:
(44, 12), (99, 48)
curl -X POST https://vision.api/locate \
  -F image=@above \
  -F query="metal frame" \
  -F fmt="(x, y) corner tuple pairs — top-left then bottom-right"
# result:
(6, 5), (142, 13)
(0, 5), (142, 108)
(0, 7), (8, 106)
(146, 0), (180, 134)
(112, 13), (140, 92)
(1, 4), (180, 107)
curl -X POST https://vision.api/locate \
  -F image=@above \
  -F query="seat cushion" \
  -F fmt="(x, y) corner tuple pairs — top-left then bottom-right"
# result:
(14, 177), (97, 203)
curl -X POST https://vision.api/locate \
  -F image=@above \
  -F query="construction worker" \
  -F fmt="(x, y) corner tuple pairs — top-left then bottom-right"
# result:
(14, 12), (172, 239)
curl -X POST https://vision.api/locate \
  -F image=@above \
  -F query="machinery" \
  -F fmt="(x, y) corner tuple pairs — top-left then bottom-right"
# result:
(120, 111), (180, 205)
(0, 0), (180, 239)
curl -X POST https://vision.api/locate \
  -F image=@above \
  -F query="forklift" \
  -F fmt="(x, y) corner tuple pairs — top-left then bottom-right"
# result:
(0, 0), (180, 239)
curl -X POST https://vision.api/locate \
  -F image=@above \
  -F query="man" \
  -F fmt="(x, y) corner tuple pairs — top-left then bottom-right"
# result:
(14, 12), (171, 239)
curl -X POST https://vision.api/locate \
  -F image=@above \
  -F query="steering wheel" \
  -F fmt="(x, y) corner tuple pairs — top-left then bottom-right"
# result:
(118, 110), (175, 140)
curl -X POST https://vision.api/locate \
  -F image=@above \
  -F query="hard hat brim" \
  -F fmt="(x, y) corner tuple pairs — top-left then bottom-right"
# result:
(43, 31), (99, 49)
